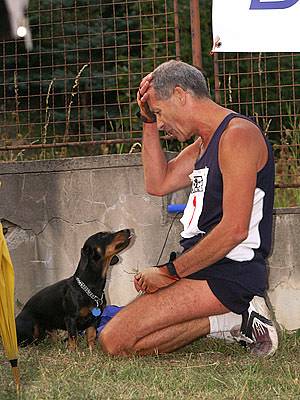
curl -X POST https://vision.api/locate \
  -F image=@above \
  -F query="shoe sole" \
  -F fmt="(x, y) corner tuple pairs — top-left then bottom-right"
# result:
(231, 296), (279, 357)
(249, 296), (278, 357)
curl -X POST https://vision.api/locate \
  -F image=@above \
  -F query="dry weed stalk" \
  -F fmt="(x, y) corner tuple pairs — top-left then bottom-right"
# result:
(43, 79), (55, 144)
(40, 79), (55, 159)
(13, 71), (20, 137)
(65, 64), (89, 142)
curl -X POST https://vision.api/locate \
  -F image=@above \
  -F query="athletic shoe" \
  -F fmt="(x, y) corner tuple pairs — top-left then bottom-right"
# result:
(230, 296), (278, 357)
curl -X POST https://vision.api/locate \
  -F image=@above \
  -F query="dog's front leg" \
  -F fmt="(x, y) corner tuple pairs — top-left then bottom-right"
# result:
(85, 326), (97, 352)
(64, 316), (78, 351)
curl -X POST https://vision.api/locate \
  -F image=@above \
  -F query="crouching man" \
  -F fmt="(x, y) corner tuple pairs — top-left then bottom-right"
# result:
(99, 60), (278, 357)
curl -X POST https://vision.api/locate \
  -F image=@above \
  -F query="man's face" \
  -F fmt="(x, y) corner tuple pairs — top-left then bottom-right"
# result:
(147, 87), (191, 142)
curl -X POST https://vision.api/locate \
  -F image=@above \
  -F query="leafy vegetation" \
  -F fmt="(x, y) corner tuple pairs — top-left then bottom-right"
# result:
(0, 0), (299, 204)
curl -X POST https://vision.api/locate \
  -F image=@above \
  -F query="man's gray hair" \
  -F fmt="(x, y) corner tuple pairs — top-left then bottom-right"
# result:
(152, 60), (209, 100)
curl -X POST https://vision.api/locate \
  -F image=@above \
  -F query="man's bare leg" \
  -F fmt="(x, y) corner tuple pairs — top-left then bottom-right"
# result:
(99, 279), (229, 356)
(133, 317), (210, 355)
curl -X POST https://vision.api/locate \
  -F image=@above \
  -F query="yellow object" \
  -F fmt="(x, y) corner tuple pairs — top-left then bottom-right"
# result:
(0, 223), (20, 390)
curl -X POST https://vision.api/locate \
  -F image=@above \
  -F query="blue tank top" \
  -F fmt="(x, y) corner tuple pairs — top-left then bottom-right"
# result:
(180, 113), (275, 261)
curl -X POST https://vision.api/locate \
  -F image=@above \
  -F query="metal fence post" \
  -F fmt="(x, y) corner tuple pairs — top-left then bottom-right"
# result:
(190, 0), (202, 69)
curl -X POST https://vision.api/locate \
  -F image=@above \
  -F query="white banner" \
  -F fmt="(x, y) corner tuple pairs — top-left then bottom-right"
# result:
(212, 0), (300, 52)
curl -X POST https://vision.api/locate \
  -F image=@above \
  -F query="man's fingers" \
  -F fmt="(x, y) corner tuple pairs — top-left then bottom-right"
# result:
(137, 73), (153, 101)
(139, 73), (153, 90)
(137, 86), (150, 103)
(137, 91), (149, 104)
(134, 276), (143, 292)
(134, 281), (141, 292)
(139, 80), (150, 96)
(145, 286), (158, 294)
(136, 73), (157, 124)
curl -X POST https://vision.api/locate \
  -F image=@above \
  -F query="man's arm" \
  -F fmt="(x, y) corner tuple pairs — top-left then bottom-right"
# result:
(137, 73), (200, 196)
(136, 120), (268, 292)
(173, 121), (267, 276)
(142, 124), (201, 195)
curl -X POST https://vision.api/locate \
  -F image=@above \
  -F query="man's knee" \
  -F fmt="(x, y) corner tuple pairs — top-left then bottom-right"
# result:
(99, 327), (121, 355)
(99, 326), (132, 356)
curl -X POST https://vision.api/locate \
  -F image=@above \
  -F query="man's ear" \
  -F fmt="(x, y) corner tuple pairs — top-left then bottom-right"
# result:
(174, 86), (187, 105)
(110, 255), (120, 266)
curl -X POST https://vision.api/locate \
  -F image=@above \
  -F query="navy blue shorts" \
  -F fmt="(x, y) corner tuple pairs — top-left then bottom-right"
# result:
(185, 253), (267, 314)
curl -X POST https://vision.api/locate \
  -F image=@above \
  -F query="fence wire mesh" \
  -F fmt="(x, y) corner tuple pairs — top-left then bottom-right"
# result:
(0, 0), (179, 160)
(0, 2), (299, 205)
(214, 52), (300, 205)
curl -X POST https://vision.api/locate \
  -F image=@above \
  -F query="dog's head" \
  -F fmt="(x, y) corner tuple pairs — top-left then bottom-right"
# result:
(77, 229), (134, 277)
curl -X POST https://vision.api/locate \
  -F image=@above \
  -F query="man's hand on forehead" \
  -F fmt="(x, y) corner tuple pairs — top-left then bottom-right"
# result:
(136, 73), (156, 124)
(138, 72), (153, 103)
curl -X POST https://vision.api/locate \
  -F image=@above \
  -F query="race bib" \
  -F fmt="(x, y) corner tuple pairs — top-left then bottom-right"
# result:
(180, 167), (209, 238)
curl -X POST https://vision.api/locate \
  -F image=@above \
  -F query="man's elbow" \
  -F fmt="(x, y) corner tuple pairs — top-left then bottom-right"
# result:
(230, 226), (249, 246)
(145, 184), (166, 196)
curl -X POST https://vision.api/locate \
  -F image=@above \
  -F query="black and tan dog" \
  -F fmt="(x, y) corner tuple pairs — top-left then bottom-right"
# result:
(16, 229), (133, 350)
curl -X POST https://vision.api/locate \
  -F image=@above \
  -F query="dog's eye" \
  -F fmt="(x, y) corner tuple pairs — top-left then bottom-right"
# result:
(95, 246), (102, 254)
(93, 247), (102, 261)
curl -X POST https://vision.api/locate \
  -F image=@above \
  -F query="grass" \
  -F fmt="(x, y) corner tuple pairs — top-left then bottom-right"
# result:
(1, 331), (299, 400)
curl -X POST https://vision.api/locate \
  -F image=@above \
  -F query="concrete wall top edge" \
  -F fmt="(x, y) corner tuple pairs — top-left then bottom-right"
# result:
(273, 207), (300, 215)
(1, 154), (298, 216)
(0, 152), (179, 175)
(0, 154), (144, 175)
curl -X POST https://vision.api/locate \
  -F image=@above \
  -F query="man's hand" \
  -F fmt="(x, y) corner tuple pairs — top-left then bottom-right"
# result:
(137, 73), (156, 123)
(134, 266), (179, 294)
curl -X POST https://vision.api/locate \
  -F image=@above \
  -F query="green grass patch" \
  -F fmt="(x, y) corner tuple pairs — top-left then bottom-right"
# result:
(1, 331), (299, 400)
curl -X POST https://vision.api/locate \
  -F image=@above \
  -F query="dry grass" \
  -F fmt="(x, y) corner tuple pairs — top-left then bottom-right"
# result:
(1, 330), (299, 400)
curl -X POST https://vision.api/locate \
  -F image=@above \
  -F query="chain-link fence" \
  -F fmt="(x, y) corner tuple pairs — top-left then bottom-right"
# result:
(0, 0), (179, 160)
(213, 52), (300, 206)
(0, 2), (299, 205)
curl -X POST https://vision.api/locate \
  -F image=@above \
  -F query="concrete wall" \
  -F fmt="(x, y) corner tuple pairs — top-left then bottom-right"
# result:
(268, 208), (300, 331)
(0, 154), (184, 309)
(0, 154), (299, 330)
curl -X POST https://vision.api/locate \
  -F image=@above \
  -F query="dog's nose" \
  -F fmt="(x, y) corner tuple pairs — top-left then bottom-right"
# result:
(128, 228), (135, 239)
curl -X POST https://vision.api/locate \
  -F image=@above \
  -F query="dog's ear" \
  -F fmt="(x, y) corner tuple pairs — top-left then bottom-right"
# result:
(110, 255), (119, 266)
(77, 247), (89, 272)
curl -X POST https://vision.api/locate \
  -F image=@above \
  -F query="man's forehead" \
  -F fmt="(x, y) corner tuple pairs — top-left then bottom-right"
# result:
(147, 87), (158, 109)
(147, 86), (156, 99)
(147, 87), (166, 110)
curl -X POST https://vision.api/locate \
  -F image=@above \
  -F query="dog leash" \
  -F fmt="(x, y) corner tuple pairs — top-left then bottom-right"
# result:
(156, 211), (181, 265)
(75, 276), (104, 316)
(137, 212), (181, 297)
